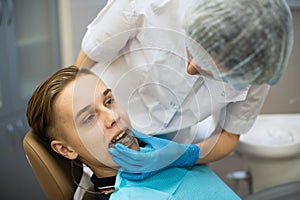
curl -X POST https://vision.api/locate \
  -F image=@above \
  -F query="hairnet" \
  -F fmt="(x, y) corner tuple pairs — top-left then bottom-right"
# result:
(183, 0), (294, 89)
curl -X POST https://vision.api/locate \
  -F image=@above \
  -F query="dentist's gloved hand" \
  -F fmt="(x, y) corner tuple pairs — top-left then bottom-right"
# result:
(109, 129), (200, 180)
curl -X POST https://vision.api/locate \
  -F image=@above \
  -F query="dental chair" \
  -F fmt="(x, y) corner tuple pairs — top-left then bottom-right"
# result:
(23, 130), (97, 200)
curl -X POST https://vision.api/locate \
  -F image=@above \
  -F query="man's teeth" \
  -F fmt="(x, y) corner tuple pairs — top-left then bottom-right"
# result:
(112, 131), (126, 143)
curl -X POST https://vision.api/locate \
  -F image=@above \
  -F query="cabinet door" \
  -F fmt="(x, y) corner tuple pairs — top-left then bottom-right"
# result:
(0, 2), (4, 113)
(0, 86), (2, 111)
(0, 119), (47, 199)
(0, 0), (2, 110)
(0, 0), (12, 118)
(13, 0), (60, 104)
(4, 0), (20, 112)
(0, 0), (60, 199)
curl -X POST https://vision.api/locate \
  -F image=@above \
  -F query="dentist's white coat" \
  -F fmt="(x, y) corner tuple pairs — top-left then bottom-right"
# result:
(81, 0), (270, 143)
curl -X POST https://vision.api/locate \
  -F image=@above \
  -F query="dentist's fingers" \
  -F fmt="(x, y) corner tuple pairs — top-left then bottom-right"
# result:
(132, 129), (171, 149)
(109, 148), (136, 164)
(109, 144), (142, 160)
(131, 129), (149, 138)
(109, 144), (151, 164)
(112, 156), (142, 172)
(131, 129), (158, 145)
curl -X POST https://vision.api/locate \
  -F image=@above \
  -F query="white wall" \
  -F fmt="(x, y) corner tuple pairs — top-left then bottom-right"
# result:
(58, 0), (107, 66)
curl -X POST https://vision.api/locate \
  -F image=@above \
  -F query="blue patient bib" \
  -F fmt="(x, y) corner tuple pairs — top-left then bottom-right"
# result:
(110, 165), (241, 200)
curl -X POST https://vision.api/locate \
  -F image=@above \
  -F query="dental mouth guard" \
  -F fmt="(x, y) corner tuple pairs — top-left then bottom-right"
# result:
(109, 129), (135, 148)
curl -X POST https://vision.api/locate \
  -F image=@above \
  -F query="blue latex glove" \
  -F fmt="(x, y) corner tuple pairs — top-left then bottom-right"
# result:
(109, 129), (200, 180)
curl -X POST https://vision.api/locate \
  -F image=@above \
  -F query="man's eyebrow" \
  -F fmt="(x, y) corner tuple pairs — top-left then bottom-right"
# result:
(103, 88), (112, 96)
(75, 89), (112, 121)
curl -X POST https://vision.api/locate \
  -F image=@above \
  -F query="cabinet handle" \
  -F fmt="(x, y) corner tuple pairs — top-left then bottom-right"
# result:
(6, 123), (18, 153)
(6, 123), (14, 134)
(7, 0), (13, 25)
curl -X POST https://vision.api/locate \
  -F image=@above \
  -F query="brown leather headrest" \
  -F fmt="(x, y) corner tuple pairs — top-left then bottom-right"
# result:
(23, 130), (83, 200)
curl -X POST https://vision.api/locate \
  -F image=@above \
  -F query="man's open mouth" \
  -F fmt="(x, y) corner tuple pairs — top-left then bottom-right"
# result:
(109, 130), (135, 148)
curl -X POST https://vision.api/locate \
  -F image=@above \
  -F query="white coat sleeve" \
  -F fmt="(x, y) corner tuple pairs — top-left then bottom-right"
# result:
(219, 84), (270, 134)
(81, 0), (138, 62)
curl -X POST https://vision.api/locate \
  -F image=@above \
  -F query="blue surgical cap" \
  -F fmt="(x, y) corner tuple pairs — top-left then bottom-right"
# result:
(183, 0), (294, 89)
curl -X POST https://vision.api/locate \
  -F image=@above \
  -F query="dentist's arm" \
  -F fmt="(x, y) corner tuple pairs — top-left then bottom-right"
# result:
(186, 61), (240, 161)
(196, 129), (240, 164)
(75, 49), (97, 68)
(75, 0), (138, 68)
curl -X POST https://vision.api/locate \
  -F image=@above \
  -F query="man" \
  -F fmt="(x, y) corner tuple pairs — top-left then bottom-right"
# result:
(26, 66), (240, 200)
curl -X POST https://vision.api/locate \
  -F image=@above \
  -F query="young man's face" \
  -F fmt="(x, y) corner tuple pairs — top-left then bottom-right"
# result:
(53, 74), (139, 168)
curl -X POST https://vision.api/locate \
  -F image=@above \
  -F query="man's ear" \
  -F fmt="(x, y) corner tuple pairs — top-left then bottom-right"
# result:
(51, 140), (78, 160)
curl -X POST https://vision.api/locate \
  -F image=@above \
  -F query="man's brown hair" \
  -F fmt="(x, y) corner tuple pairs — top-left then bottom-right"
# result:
(26, 66), (92, 142)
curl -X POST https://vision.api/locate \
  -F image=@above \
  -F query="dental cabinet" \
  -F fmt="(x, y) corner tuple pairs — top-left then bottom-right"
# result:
(0, 0), (60, 199)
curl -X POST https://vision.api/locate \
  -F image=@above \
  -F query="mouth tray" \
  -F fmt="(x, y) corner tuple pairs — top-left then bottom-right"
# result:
(109, 130), (135, 148)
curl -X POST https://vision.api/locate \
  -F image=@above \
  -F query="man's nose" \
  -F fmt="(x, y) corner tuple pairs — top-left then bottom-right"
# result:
(104, 109), (120, 128)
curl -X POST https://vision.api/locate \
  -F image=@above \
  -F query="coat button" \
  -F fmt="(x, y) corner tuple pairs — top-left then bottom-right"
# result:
(170, 101), (179, 109)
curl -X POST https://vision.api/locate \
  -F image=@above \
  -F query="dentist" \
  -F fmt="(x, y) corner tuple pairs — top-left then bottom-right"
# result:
(75, 0), (293, 180)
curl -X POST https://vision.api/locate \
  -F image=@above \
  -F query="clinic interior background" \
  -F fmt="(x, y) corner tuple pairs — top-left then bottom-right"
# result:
(0, 0), (299, 199)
